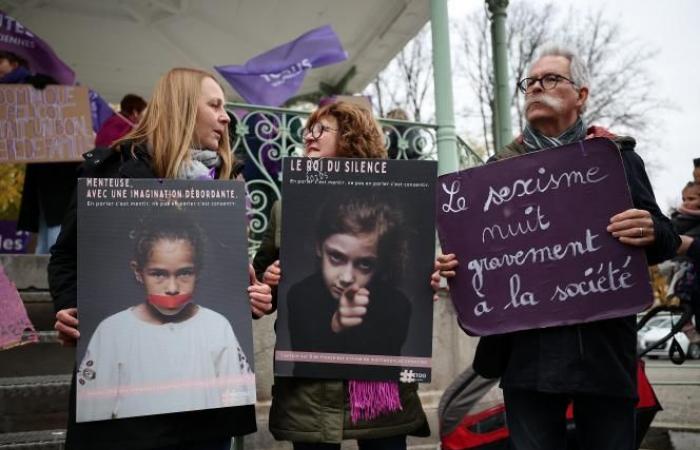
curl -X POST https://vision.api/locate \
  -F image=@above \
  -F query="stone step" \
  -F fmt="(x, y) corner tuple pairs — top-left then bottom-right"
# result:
(19, 292), (55, 332)
(0, 430), (66, 450)
(0, 375), (71, 434)
(0, 341), (74, 378)
(0, 255), (50, 291)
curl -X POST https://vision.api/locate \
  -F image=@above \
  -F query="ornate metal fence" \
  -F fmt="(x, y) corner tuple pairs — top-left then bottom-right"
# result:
(226, 102), (484, 256)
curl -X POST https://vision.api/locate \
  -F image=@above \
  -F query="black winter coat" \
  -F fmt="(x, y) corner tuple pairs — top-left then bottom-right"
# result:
(48, 143), (256, 450)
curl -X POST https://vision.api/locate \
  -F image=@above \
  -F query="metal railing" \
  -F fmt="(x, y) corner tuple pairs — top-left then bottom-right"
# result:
(226, 102), (484, 255)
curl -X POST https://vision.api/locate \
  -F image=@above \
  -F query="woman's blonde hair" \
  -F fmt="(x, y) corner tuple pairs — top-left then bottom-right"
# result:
(115, 68), (233, 179)
(306, 101), (386, 159)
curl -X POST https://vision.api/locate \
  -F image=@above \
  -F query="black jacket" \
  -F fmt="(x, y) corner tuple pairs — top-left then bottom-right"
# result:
(17, 162), (81, 231)
(475, 135), (680, 399)
(283, 271), (411, 380)
(48, 143), (256, 450)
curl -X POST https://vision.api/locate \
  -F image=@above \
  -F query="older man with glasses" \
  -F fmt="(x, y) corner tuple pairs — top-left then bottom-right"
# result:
(437, 44), (679, 450)
(496, 44), (680, 450)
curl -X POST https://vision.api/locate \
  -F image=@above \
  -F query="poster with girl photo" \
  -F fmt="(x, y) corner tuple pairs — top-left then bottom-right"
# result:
(76, 178), (255, 423)
(275, 157), (436, 382)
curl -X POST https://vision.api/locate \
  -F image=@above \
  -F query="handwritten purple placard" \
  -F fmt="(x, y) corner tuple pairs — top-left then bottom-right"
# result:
(0, 265), (38, 349)
(436, 138), (652, 336)
(0, 221), (31, 254)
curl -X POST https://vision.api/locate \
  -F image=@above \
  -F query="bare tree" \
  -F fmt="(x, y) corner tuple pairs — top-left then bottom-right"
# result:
(455, 1), (663, 158)
(364, 25), (434, 122)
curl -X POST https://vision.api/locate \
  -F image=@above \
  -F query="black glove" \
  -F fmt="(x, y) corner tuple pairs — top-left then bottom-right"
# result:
(27, 74), (57, 90)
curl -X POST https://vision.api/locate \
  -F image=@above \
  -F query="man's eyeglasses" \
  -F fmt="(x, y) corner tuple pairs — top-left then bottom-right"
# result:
(517, 73), (576, 94)
(304, 122), (338, 140)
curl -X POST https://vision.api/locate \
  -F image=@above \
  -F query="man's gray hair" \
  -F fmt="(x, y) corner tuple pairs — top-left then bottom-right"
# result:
(531, 43), (590, 112)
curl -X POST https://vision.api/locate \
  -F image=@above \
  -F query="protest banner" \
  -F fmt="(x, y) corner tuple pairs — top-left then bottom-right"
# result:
(436, 138), (653, 336)
(275, 157), (436, 382)
(0, 84), (93, 163)
(76, 179), (255, 422)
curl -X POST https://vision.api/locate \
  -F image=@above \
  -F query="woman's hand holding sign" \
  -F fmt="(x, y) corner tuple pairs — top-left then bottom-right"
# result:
(431, 253), (459, 301)
(607, 208), (655, 247)
(331, 287), (370, 333)
(249, 265), (273, 318)
(263, 260), (281, 286)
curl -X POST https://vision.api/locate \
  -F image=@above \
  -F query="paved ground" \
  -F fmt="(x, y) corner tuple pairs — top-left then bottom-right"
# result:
(644, 358), (700, 429)
(639, 357), (700, 450)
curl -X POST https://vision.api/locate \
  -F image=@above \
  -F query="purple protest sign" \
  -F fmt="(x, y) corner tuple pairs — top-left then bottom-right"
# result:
(436, 138), (652, 336)
(0, 265), (37, 350)
(216, 25), (347, 106)
(0, 10), (75, 85)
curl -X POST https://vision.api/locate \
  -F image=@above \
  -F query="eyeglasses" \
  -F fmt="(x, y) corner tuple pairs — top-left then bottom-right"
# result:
(304, 122), (337, 140)
(517, 73), (577, 94)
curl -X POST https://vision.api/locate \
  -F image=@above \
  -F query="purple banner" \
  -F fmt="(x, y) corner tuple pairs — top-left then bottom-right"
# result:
(0, 220), (30, 254)
(0, 10), (75, 85)
(436, 138), (652, 336)
(215, 25), (347, 106)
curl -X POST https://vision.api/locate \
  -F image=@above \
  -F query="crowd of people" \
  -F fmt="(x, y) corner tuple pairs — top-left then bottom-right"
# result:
(3, 36), (699, 450)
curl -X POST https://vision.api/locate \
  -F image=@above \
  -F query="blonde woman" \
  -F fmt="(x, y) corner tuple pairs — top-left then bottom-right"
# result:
(49, 68), (271, 450)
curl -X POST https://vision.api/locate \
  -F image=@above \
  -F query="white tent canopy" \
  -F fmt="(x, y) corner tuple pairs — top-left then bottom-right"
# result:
(2, 0), (429, 103)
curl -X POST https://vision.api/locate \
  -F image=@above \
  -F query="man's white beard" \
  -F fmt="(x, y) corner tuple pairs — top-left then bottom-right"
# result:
(525, 94), (563, 113)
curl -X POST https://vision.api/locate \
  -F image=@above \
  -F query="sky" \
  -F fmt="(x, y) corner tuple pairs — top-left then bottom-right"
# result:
(448, 0), (700, 213)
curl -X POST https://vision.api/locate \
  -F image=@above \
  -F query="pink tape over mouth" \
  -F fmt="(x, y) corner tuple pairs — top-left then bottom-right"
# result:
(147, 293), (192, 309)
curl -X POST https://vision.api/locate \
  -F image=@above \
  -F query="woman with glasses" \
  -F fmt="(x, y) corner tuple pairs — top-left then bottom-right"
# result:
(253, 101), (430, 450)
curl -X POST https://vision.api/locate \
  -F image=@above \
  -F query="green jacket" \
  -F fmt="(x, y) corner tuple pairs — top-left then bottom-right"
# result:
(253, 201), (430, 443)
(269, 377), (429, 442)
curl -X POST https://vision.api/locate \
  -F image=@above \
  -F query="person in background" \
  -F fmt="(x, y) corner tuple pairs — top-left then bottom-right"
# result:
(0, 50), (55, 87)
(670, 182), (700, 332)
(94, 94), (147, 147)
(384, 108), (423, 160)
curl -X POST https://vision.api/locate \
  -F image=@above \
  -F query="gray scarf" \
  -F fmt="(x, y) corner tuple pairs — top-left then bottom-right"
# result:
(177, 149), (221, 180)
(522, 117), (587, 151)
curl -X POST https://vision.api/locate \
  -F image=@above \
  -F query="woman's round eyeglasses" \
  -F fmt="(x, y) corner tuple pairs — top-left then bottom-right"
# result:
(304, 122), (338, 139)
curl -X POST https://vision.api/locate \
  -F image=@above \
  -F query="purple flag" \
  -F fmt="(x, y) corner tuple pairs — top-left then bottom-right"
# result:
(216, 25), (347, 106)
(88, 89), (114, 132)
(0, 10), (75, 85)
